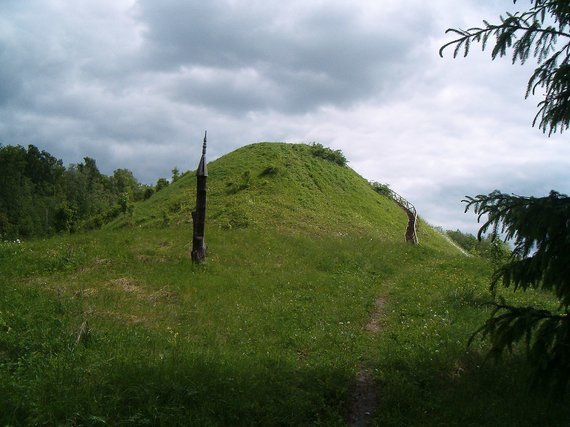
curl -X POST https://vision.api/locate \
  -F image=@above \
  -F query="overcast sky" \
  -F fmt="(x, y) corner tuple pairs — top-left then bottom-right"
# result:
(1, 0), (568, 234)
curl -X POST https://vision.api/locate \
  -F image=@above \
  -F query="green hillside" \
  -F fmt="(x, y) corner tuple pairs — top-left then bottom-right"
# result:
(1, 143), (568, 426)
(114, 142), (451, 252)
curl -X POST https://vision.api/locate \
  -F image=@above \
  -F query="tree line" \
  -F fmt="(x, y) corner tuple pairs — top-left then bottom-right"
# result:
(438, 227), (511, 261)
(0, 144), (171, 239)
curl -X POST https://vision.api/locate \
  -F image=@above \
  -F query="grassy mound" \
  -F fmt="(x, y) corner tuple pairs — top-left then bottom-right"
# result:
(1, 142), (568, 425)
(114, 142), (452, 252)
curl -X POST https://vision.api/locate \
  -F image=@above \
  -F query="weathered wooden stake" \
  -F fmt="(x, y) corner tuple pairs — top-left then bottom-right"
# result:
(191, 131), (208, 263)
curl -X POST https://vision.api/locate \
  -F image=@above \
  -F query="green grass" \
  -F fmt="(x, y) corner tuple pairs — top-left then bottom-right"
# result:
(1, 143), (568, 425)
(115, 143), (435, 243)
(0, 228), (383, 425)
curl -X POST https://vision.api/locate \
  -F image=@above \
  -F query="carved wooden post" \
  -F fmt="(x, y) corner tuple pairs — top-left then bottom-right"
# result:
(191, 131), (208, 263)
(404, 207), (418, 245)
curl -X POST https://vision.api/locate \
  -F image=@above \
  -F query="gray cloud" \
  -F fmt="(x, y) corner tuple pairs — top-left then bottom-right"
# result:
(133, 0), (431, 113)
(0, 0), (568, 235)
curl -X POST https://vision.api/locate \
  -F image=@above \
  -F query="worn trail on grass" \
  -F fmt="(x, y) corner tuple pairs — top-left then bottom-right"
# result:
(347, 296), (385, 427)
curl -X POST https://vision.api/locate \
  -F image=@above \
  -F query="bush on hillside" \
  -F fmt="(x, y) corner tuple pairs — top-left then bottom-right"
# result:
(155, 178), (169, 192)
(309, 143), (347, 166)
(370, 181), (392, 198)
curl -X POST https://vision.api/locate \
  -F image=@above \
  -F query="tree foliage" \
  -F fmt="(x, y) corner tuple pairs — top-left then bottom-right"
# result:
(0, 144), (64, 237)
(440, 0), (570, 135)
(309, 143), (348, 166)
(445, 228), (511, 262)
(465, 191), (570, 302)
(465, 191), (570, 393)
(369, 181), (392, 198)
(155, 177), (170, 192)
(441, 1), (570, 395)
(0, 144), (153, 239)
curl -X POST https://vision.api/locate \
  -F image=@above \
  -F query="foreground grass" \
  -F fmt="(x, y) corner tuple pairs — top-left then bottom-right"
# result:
(2, 227), (374, 425)
(1, 224), (568, 426)
(372, 255), (569, 426)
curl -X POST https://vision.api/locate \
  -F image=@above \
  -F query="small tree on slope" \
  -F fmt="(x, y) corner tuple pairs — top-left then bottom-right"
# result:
(440, 0), (570, 394)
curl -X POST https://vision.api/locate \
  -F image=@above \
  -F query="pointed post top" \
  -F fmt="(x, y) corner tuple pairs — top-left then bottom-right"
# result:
(197, 130), (208, 177)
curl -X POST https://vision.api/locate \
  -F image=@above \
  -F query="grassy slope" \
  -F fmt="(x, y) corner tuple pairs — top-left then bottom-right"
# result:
(117, 142), (450, 251)
(0, 143), (567, 426)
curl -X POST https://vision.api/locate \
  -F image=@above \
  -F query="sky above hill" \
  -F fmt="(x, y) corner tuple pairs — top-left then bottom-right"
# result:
(1, 0), (568, 234)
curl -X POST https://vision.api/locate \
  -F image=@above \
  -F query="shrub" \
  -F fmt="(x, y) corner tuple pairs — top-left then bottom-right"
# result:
(370, 181), (392, 198)
(309, 143), (347, 166)
(143, 187), (155, 200)
(155, 178), (169, 192)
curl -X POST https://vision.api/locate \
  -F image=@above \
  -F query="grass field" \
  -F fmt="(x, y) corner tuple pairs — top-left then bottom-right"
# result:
(1, 143), (568, 425)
